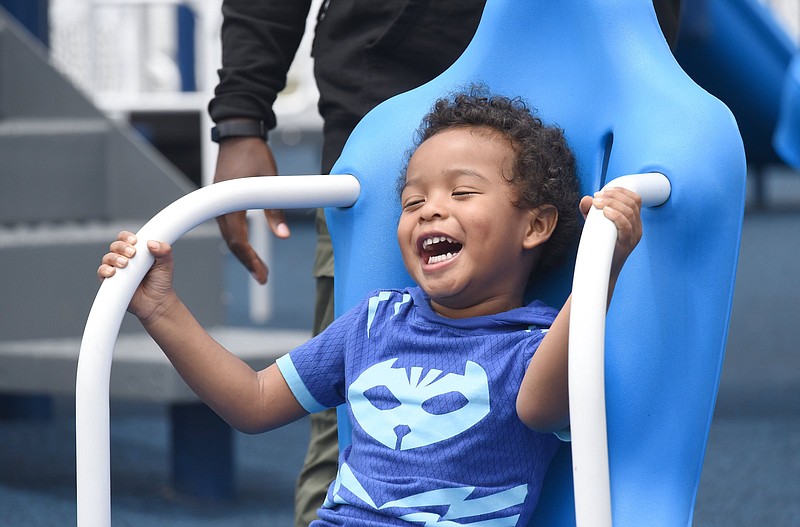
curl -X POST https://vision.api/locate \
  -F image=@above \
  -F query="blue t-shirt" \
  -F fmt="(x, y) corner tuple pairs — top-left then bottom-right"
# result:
(277, 287), (561, 527)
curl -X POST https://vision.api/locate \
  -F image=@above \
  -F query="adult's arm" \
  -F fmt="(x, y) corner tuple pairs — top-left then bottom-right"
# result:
(208, 0), (313, 283)
(208, 0), (314, 128)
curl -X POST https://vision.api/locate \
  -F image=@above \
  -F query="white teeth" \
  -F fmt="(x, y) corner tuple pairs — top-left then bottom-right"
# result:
(421, 235), (461, 265)
(428, 252), (456, 264)
(422, 236), (456, 249)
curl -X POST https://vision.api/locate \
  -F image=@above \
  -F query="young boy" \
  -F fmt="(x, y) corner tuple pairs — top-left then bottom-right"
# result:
(98, 89), (642, 526)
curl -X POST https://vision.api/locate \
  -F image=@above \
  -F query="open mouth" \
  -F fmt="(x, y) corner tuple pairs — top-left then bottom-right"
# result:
(420, 235), (463, 265)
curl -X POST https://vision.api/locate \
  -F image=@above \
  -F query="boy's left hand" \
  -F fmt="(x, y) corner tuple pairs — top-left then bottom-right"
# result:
(580, 187), (643, 278)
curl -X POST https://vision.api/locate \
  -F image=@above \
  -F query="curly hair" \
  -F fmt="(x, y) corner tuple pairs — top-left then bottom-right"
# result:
(401, 85), (581, 276)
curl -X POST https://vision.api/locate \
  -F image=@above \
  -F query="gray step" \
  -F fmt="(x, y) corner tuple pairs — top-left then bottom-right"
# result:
(0, 9), (226, 344)
(0, 114), (196, 224)
(0, 221), (227, 340)
(0, 327), (309, 402)
(0, 12), (101, 119)
(0, 8), (197, 224)
(0, 118), (112, 222)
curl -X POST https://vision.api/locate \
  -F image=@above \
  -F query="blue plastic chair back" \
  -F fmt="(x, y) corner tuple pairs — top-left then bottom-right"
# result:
(326, 0), (746, 524)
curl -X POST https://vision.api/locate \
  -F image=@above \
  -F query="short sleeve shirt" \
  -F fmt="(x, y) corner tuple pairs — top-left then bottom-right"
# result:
(277, 287), (561, 527)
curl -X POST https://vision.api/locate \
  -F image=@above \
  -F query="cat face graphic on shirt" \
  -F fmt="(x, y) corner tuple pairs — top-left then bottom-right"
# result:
(348, 358), (490, 450)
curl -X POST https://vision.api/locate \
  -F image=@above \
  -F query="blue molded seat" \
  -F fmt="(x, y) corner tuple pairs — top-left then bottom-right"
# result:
(326, 0), (746, 524)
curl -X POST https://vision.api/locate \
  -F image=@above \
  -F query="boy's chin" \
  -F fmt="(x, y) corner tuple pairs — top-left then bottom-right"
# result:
(424, 288), (475, 316)
(419, 280), (466, 305)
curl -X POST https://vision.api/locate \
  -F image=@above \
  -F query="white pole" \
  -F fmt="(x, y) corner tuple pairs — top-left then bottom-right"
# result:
(569, 172), (670, 527)
(247, 210), (273, 324)
(75, 175), (359, 527)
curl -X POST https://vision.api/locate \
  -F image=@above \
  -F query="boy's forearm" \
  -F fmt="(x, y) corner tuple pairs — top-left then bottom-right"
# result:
(518, 271), (623, 432)
(139, 299), (277, 432)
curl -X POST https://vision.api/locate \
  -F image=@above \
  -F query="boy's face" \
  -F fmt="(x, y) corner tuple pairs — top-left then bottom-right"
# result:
(398, 127), (553, 318)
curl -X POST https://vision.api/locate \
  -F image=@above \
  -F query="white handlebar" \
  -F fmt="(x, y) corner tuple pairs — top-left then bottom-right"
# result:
(569, 172), (671, 527)
(75, 175), (359, 527)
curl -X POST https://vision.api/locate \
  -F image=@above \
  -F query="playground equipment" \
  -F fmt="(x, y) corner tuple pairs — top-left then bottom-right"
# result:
(76, 0), (746, 525)
(326, 0), (745, 525)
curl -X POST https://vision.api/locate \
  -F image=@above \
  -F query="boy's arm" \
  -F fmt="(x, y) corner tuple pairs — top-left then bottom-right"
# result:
(142, 297), (307, 434)
(99, 233), (307, 434)
(517, 188), (642, 433)
(516, 296), (572, 433)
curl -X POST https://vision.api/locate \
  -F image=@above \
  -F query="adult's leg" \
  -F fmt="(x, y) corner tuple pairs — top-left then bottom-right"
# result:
(293, 274), (338, 527)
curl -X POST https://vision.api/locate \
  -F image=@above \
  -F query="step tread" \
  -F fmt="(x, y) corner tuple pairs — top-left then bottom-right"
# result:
(0, 220), (217, 247)
(0, 327), (310, 401)
(0, 117), (111, 136)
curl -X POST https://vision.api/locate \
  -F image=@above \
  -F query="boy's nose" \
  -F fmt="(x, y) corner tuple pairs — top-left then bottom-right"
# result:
(418, 197), (448, 221)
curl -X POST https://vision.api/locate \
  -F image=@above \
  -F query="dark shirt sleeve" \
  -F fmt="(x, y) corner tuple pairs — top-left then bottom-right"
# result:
(207, 0), (314, 129)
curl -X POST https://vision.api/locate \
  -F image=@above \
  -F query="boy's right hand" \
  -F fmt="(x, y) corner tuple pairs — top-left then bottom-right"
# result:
(97, 231), (177, 324)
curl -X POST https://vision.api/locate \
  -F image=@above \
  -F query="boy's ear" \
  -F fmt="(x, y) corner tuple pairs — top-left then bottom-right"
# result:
(523, 205), (558, 250)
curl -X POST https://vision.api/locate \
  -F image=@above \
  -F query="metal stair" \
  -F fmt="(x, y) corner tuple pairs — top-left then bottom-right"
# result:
(0, 9), (315, 500)
(0, 7), (225, 341)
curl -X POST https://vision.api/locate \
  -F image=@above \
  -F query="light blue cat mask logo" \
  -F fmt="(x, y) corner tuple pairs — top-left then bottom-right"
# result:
(349, 358), (490, 450)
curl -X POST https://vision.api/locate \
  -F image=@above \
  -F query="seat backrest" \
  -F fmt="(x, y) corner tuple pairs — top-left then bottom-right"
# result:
(326, 0), (746, 524)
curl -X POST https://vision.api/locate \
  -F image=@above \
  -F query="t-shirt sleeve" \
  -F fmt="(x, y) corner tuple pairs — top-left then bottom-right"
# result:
(522, 327), (551, 367)
(554, 428), (571, 442)
(276, 296), (369, 413)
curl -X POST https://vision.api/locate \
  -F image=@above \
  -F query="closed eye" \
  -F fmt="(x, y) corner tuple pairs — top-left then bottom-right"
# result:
(402, 197), (425, 211)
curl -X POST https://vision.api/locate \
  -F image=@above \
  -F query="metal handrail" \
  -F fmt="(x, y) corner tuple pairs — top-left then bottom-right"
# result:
(75, 175), (359, 527)
(568, 172), (671, 527)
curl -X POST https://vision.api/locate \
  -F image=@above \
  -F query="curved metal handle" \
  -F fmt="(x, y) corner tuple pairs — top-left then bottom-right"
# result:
(75, 175), (360, 527)
(569, 172), (671, 527)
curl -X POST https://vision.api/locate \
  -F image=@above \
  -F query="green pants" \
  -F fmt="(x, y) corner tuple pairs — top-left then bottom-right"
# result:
(293, 275), (339, 527)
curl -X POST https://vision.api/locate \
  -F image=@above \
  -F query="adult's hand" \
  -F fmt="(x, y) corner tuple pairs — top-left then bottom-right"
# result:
(213, 136), (291, 284)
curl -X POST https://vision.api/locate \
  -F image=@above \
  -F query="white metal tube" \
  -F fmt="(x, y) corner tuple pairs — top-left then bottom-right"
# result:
(569, 172), (670, 527)
(247, 210), (273, 324)
(75, 175), (359, 527)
